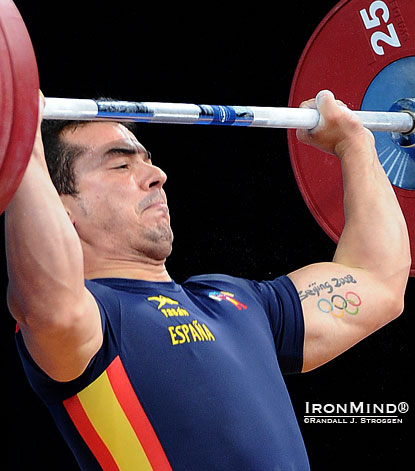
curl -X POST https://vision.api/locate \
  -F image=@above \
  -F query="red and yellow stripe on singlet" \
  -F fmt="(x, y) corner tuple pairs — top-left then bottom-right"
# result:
(63, 356), (171, 471)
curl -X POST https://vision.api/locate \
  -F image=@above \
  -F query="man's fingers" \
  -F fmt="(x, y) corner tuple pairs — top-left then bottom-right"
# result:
(315, 89), (335, 107)
(299, 98), (317, 110)
(36, 91), (45, 134)
(39, 90), (45, 116)
(299, 90), (349, 111)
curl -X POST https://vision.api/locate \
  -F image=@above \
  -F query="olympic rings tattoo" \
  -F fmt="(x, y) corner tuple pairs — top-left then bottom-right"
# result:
(317, 291), (362, 318)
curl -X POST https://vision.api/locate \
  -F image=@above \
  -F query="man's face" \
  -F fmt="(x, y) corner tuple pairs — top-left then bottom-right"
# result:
(61, 122), (173, 262)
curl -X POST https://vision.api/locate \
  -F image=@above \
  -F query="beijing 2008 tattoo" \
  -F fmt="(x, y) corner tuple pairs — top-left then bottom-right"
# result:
(298, 274), (362, 318)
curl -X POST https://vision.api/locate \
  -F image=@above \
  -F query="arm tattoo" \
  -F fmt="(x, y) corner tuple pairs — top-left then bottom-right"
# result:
(298, 274), (361, 318)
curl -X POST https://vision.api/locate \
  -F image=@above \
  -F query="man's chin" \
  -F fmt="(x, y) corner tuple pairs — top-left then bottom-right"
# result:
(141, 226), (174, 261)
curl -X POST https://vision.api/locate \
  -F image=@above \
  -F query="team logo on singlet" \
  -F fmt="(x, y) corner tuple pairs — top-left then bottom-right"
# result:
(147, 295), (178, 309)
(208, 291), (248, 311)
(147, 295), (190, 318)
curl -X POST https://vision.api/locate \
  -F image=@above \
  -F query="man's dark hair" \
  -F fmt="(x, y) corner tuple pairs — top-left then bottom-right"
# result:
(41, 106), (137, 195)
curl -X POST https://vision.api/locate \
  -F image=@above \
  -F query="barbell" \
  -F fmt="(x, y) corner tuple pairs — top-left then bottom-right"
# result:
(42, 97), (415, 132)
(1, 0), (415, 274)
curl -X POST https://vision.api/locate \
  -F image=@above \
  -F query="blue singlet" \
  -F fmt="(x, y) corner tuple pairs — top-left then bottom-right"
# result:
(16, 274), (310, 470)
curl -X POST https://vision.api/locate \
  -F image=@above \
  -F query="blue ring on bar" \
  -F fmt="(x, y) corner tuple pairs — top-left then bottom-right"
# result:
(389, 98), (415, 147)
(198, 105), (254, 126)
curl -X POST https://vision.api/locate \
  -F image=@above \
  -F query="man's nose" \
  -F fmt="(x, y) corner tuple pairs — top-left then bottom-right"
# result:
(139, 162), (167, 191)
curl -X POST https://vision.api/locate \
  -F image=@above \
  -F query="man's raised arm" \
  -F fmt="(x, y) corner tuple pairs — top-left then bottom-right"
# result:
(288, 90), (411, 372)
(5, 93), (101, 381)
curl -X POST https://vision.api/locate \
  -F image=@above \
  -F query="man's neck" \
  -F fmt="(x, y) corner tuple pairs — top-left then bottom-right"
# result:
(84, 258), (171, 282)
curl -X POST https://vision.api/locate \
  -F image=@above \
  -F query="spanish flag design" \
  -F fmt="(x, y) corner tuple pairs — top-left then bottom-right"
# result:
(63, 355), (172, 471)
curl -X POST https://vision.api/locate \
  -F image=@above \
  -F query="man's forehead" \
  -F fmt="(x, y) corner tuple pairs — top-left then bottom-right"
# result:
(62, 121), (144, 152)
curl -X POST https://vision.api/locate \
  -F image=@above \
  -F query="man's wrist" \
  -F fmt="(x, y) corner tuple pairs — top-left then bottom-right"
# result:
(334, 131), (377, 162)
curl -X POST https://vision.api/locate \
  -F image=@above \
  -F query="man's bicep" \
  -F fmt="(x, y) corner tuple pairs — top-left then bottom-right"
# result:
(288, 262), (397, 372)
(18, 286), (103, 382)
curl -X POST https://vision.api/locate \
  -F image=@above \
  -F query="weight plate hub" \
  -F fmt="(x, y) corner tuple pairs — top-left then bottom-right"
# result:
(288, 0), (415, 275)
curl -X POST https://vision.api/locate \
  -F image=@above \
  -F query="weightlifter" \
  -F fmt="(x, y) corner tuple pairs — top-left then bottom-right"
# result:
(6, 90), (410, 470)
